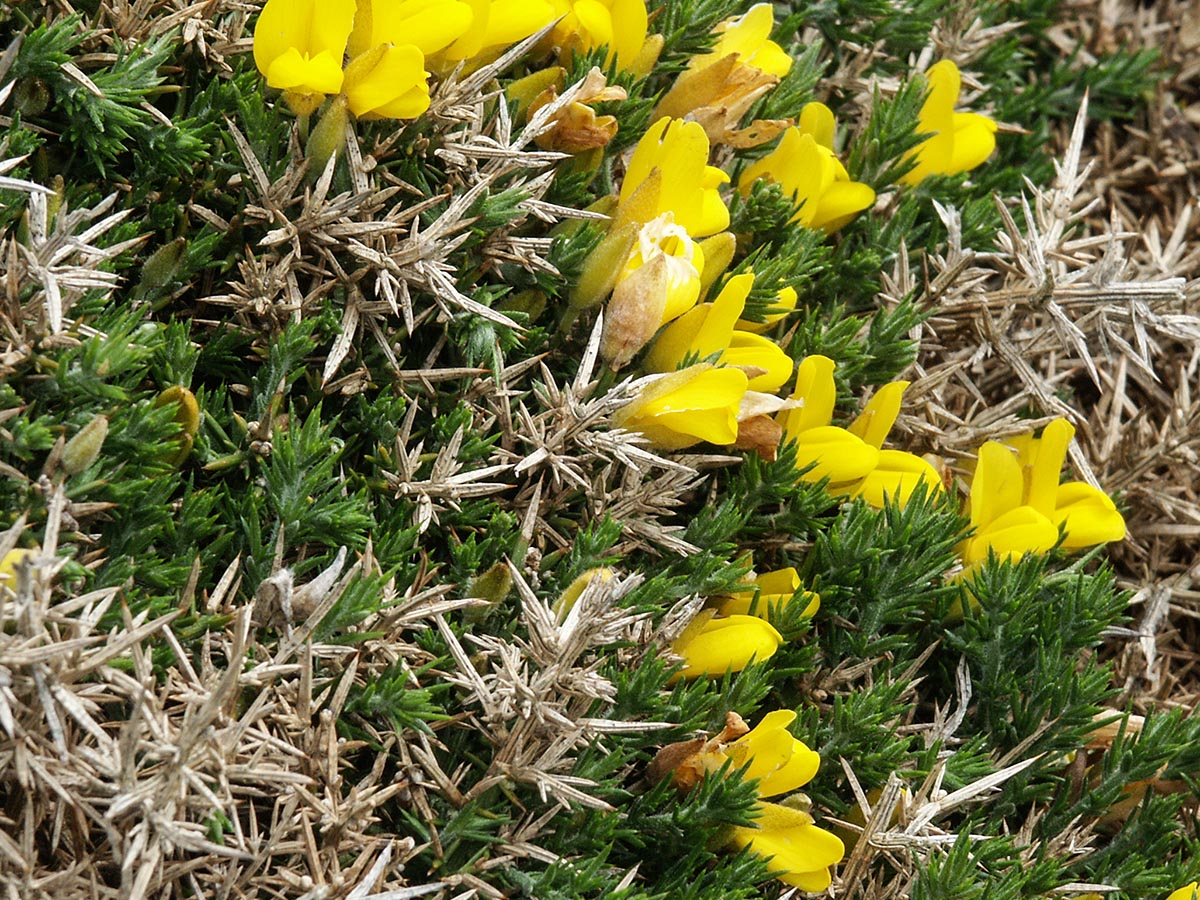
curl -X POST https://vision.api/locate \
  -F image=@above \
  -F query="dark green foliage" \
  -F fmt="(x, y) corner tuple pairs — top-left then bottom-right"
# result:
(0, 2), (1178, 898)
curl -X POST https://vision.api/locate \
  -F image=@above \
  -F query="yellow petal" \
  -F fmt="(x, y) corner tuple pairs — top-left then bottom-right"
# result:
(695, 273), (753, 353)
(266, 47), (345, 94)
(727, 709), (821, 796)
(808, 180), (875, 233)
(1024, 418), (1073, 516)
(573, 0), (614, 48)
(794, 426), (880, 483)
(1054, 482), (1126, 548)
(710, 4), (792, 77)
(722, 332), (793, 392)
(486, 0), (557, 43)
(969, 440), (1024, 531)
(370, 0), (474, 54)
(728, 802), (844, 888)
(608, 0), (648, 68)
(964, 505), (1059, 564)
(848, 381), (909, 449)
(1168, 884), (1200, 900)
(615, 365), (749, 450)
(671, 613), (783, 678)
(949, 111), (997, 172)
(344, 44), (427, 118)
(798, 101), (835, 150)
(778, 354), (837, 439)
(849, 449), (943, 508)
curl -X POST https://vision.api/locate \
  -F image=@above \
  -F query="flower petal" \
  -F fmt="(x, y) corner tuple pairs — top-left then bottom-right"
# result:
(794, 426), (880, 483)
(847, 381), (908, 449)
(778, 354), (837, 439)
(850, 449), (943, 508)
(969, 440), (1024, 531)
(672, 614), (783, 677)
(344, 44), (427, 118)
(723, 332), (794, 392)
(1055, 482), (1126, 548)
(964, 505), (1059, 564)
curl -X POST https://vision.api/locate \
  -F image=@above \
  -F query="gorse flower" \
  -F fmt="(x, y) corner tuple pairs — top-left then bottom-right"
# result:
(727, 800), (846, 891)
(253, 0), (356, 115)
(644, 272), (794, 393)
(738, 103), (875, 233)
(962, 418), (1126, 565)
(718, 567), (820, 623)
(670, 609), (783, 678)
(598, 117), (732, 366)
(901, 59), (998, 185)
(655, 3), (793, 144)
(613, 364), (748, 450)
(1168, 885), (1199, 900)
(651, 710), (844, 889)
(547, 0), (659, 73)
(777, 355), (941, 506)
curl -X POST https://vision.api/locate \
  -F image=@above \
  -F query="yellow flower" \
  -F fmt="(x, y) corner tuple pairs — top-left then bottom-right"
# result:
(670, 609), (783, 679)
(644, 272), (794, 392)
(718, 568), (819, 623)
(778, 355), (880, 483)
(613, 364), (749, 450)
(1169, 884), (1199, 900)
(738, 103), (875, 233)
(253, 0), (357, 115)
(727, 801), (845, 891)
(901, 60), (998, 185)
(0, 548), (36, 597)
(725, 709), (820, 797)
(649, 709), (844, 889)
(843, 380), (943, 507)
(616, 117), (730, 238)
(963, 419), (1126, 564)
(654, 4), (792, 144)
(777, 356), (941, 505)
(547, 0), (659, 73)
(438, 0), (557, 64)
(600, 213), (706, 367)
(341, 43), (431, 119)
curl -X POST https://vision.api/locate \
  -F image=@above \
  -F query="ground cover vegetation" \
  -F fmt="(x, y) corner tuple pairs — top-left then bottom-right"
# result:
(1, 0), (1199, 897)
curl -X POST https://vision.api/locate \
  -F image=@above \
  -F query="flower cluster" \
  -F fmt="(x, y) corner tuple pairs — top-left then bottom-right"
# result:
(250, 0), (559, 121)
(961, 418), (1127, 568)
(654, 711), (844, 890)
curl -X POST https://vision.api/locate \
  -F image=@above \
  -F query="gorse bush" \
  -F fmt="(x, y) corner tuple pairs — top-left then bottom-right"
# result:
(1, 1), (1197, 898)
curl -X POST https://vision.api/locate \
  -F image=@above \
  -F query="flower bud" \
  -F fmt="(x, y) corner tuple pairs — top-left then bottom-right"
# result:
(62, 414), (108, 476)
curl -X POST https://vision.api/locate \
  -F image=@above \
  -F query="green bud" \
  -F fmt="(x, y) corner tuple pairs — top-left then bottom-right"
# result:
(569, 222), (637, 316)
(463, 563), (513, 625)
(62, 415), (109, 476)
(306, 94), (349, 176)
(136, 237), (187, 297)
